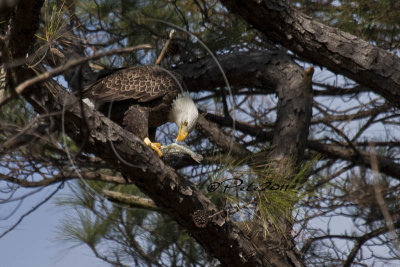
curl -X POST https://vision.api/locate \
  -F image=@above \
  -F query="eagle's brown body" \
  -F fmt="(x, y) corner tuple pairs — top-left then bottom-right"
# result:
(83, 65), (182, 140)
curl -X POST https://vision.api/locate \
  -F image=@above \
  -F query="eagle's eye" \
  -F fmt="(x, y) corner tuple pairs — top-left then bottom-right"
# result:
(183, 121), (188, 126)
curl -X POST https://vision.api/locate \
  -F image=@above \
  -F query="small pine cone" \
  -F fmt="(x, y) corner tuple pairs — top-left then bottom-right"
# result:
(50, 47), (65, 58)
(192, 210), (210, 228)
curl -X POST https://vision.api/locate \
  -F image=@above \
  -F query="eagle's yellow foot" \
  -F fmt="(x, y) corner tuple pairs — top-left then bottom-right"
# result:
(152, 142), (162, 149)
(144, 137), (163, 157)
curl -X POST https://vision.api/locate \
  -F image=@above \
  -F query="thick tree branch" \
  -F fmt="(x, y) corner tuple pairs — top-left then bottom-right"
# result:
(268, 66), (313, 167)
(176, 50), (301, 94)
(219, 0), (400, 107)
(203, 110), (273, 138)
(250, 63), (313, 267)
(9, 0), (43, 60)
(196, 115), (249, 157)
(20, 76), (280, 266)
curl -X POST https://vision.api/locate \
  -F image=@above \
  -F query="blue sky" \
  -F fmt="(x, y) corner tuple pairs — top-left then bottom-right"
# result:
(0, 184), (108, 267)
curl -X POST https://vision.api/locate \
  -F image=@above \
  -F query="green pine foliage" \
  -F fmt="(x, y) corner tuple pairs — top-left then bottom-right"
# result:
(56, 180), (209, 266)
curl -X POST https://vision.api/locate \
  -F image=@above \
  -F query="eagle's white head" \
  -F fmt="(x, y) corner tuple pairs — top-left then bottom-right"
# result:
(169, 93), (198, 142)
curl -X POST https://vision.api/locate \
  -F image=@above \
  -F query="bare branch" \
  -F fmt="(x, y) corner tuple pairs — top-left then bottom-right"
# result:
(0, 44), (152, 108)
(370, 143), (400, 255)
(0, 171), (126, 187)
(0, 182), (63, 239)
(102, 190), (161, 212)
(155, 30), (175, 65)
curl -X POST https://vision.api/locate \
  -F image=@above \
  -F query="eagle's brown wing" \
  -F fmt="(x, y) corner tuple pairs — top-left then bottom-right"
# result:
(83, 65), (182, 104)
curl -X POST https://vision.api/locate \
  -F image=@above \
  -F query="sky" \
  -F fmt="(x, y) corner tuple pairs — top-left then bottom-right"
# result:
(0, 183), (108, 267)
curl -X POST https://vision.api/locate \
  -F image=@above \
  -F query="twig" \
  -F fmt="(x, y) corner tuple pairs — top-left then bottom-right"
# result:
(0, 171), (126, 187)
(0, 44), (152, 108)
(102, 189), (161, 212)
(155, 30), (175, 65)
(0, 182), (64, 239)
(369, 142), (400, 255)
(0, 112), (60, 155)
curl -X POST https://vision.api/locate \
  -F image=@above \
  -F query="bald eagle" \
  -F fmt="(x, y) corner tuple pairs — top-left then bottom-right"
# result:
(83, 65), (198, 156)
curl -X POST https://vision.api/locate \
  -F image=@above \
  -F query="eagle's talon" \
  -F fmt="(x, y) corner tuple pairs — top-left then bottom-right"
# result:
(153, 142), (162, 149)
(152, 145), (163, 157)
(144, 137), (163, 157)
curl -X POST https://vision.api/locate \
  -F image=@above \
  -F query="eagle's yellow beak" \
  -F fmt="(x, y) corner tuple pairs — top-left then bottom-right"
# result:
(177, 123), (188, 142)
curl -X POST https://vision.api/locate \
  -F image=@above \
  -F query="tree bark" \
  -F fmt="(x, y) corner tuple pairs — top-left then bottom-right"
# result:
(8, 0), (44, 60)
(176, 50), (301, 94)
(22, 76), (280, 267)
(196, 115), (250, 157)
(220, 0), (400, 107)
(248, 65), (313, 267)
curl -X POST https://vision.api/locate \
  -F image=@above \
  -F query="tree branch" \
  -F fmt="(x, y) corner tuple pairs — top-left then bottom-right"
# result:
(196, 114), (249, 157)
(199, 109), (400, 181)
(102, 190), (161, 212)
(176, 50), (301, 94)
(0, 45), (152, 108)
(0, 171), (126, 187)
(19, 74), (279, 266)
(307, 141), (400, 181)
(219, 0), (400, 107)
